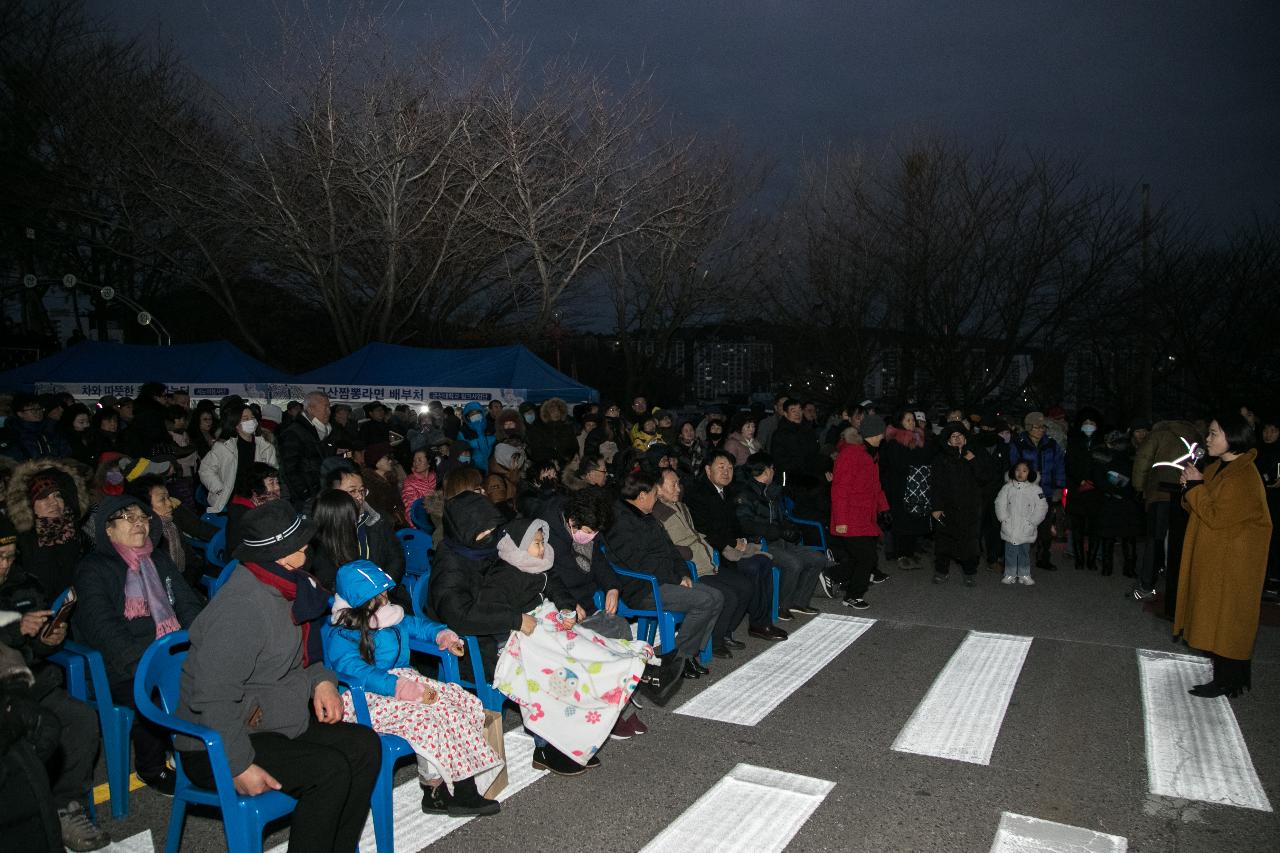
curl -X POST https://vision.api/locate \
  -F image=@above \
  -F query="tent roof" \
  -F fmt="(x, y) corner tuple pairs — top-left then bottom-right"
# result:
(297, 343), (598, 402)
(0, 341), (294, 390)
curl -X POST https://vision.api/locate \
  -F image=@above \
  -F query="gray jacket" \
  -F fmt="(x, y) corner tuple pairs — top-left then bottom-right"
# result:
(174, 567), (335, 774)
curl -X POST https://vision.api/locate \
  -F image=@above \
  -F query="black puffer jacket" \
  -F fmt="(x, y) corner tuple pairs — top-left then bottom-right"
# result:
(929, 428), (996, 561)
(70, 495), (203, 685)
(427, 493), (545, 636)
(732, 477), (798, 543)
(602, 500), (690, 603)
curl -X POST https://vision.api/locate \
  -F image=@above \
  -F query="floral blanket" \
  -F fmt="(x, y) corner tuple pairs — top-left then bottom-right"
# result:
(494, 601), (654, 764)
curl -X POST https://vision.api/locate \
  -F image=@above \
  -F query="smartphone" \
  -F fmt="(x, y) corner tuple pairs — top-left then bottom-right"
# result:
(40, 587), (76, 642)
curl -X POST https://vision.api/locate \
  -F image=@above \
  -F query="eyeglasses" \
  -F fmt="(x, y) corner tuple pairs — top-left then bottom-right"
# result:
(342, 487), (369, 499)
(111, 512), (150, 526)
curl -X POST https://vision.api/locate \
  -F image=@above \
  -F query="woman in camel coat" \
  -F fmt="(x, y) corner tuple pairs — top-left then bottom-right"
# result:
(1174, 413), (1273, 698)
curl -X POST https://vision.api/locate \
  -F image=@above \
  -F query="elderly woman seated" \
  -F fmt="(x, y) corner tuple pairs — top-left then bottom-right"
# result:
(71, 494), (204, 796)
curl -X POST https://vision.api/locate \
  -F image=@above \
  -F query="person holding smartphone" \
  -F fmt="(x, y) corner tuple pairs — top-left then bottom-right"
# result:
(0, 516), (111, 851)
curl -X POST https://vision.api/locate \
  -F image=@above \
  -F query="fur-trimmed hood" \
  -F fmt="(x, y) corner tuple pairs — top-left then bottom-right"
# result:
(5, 458), (91, 533)
(539, 397), (569, 423)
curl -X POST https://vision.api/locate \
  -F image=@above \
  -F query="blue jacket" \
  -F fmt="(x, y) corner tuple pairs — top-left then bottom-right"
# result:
(458, 401), (497, 472)
(1008, 433), (1066, 497)
(324, 615), (449, 697)
(324, 559), (450, 696)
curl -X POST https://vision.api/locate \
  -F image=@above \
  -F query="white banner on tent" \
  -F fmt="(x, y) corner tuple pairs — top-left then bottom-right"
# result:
(37, 382), (305, 402)
(306, 385), (525, 406)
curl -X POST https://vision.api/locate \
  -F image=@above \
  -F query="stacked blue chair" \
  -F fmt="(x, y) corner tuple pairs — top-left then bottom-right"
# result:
(198, 529), (230, 596)
(408, 497), (433, 534)
(46, 589), (135, 819)
(133, 631), (297, 853)
(396, 528), (432, 583)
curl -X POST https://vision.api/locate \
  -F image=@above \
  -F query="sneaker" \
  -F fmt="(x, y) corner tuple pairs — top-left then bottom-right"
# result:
(897, 556), (918, 571)
(790, 605), (820, 616)
(1018, 576), (1036, 586)
(532, 745), (590, 776)
(963, 576), (977, 588)
(629, 712), (649, 736)
(139, 767), (177, 797)
(869, 570), (889, 584)
(776, 608), (794, 621)
(57, 802), (111, 852)
(1131, 587), (1157, 602)
(1001, 575), (1017, 585)
(818, 572), (836, 598)
(931, 573), (948, 585)
(841, 597), (870, 610)
(610, 714), (638, 740)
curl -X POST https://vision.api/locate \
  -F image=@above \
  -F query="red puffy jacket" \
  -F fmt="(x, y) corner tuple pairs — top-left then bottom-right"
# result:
(830, 441), (889, 537)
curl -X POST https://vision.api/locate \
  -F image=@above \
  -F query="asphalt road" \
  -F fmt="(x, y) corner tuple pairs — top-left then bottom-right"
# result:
(90, 542), (1280, 852)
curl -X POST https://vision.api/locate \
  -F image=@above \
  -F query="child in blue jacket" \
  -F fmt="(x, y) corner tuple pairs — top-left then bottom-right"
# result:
(325, 560), (504, 817)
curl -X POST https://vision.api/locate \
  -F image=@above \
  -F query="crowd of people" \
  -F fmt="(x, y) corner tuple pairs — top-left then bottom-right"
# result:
(0, 383), (1275, 851)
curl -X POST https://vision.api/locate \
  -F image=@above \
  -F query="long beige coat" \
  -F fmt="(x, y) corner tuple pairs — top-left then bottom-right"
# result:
(1174, 449), (1273, 660)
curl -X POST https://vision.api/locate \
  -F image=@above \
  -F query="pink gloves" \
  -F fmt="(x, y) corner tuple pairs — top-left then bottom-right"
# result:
(435, 628), (460, 651)
(394, 678), (426, 703)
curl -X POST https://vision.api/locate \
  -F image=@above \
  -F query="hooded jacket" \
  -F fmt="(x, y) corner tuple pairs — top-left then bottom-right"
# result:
(70, 495), (203, 685)
(324, 562), (449, 697)
(994, 471), (1048, 546)
(427, 492), (546, 636)
(5, 459), (90, 596)
(458, 402), (497, 473)
(1008, 430), (1066, 498)
(537, 495), (620, 611)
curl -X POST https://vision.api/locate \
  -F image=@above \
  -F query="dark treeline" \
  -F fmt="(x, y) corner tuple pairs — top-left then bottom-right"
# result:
(2, 0), (1276, 418)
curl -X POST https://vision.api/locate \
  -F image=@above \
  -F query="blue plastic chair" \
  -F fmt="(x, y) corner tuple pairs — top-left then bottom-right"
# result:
(201, 559), (240, 599)
(203, 528), (229, 570)
(396, 528), (432, 580)
(594, 564), (713, 665)
(46, 588), (135, 819)
(133, 631), (298, 853)
(781, 496), (830, 552)
(194, 484), (210, 509)
(200, 511), (228, 531)
(408, 497), (433, 534)
(409, 571), (499, 710)
(320, 624), (420, 853)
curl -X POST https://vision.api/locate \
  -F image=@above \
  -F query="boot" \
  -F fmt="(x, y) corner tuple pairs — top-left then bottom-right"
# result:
(1086, 539), (1099, 571)
(445, 776), (501, 817)
(1121, 539), (1137, 578)
(1099, 538), (1115, 576)
(1071, 534), (1086, 570)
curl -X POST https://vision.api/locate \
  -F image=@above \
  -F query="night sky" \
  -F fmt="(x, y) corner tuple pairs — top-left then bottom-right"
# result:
(87, 0), (1279, 230)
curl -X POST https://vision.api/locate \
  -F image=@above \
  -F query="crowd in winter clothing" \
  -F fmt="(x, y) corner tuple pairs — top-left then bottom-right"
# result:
(0, 382), (1276, 851)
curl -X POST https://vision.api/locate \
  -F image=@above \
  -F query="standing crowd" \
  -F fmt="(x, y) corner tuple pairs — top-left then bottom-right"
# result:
(0, 383), (1274, 851)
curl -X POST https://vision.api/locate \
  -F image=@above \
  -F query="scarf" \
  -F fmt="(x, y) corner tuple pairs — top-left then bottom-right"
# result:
(243, 561), (329, 666)
(497, 533), (555, 574)
(886, 425), (925, 449)
(116, 539), (181, 638)
(568, 520), (594, 576)
(155, 514), (185, 572)
(330, 594), (405, 629)
(35, 513), (77, 548)
(442, 538), (499, 561)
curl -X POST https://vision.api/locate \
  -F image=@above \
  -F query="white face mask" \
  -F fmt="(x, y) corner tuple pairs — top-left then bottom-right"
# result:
(239, 418), (258, 435)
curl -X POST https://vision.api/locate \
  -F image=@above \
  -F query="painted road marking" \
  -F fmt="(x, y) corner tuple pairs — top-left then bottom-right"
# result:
(92, 772), (146, 806)
(988, 812), (1126, 853)
(639, 763), (834, 852)
(674, 613), (875, 726)
(1137, 649), (1271, 811)
(266, 728), (548, 853)
(892, 631), (1032, 764)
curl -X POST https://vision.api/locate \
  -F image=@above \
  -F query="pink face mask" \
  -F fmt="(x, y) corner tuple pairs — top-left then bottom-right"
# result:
(571, 528), (597, 545)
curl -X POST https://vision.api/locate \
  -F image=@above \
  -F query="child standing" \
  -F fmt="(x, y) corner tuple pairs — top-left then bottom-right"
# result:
(326, 560), (504, 817)
(994, 462), (1049, 585)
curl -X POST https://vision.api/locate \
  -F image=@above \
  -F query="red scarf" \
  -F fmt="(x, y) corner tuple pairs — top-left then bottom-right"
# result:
(242, 561), (329, 666)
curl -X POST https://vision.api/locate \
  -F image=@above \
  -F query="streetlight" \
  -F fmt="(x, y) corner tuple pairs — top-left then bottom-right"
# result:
(41, 274), (172, 345)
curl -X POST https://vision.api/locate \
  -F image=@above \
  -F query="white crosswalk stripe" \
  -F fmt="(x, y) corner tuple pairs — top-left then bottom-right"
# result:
(673, 613), (876, 726)
(892, 631), (1033, 764)
(265, 728), (547, 853)
(638, 763), (834, 852)
(988, 812), (1127, 853)
(1136, 649), (1272, 811)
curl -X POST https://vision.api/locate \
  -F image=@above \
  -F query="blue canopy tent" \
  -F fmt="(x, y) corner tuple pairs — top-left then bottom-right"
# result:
(0, 341), (300, 401)
(296, 343), (598, 406)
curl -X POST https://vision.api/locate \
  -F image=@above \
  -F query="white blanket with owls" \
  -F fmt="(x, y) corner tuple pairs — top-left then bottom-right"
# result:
(493, 600), (654, 765)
